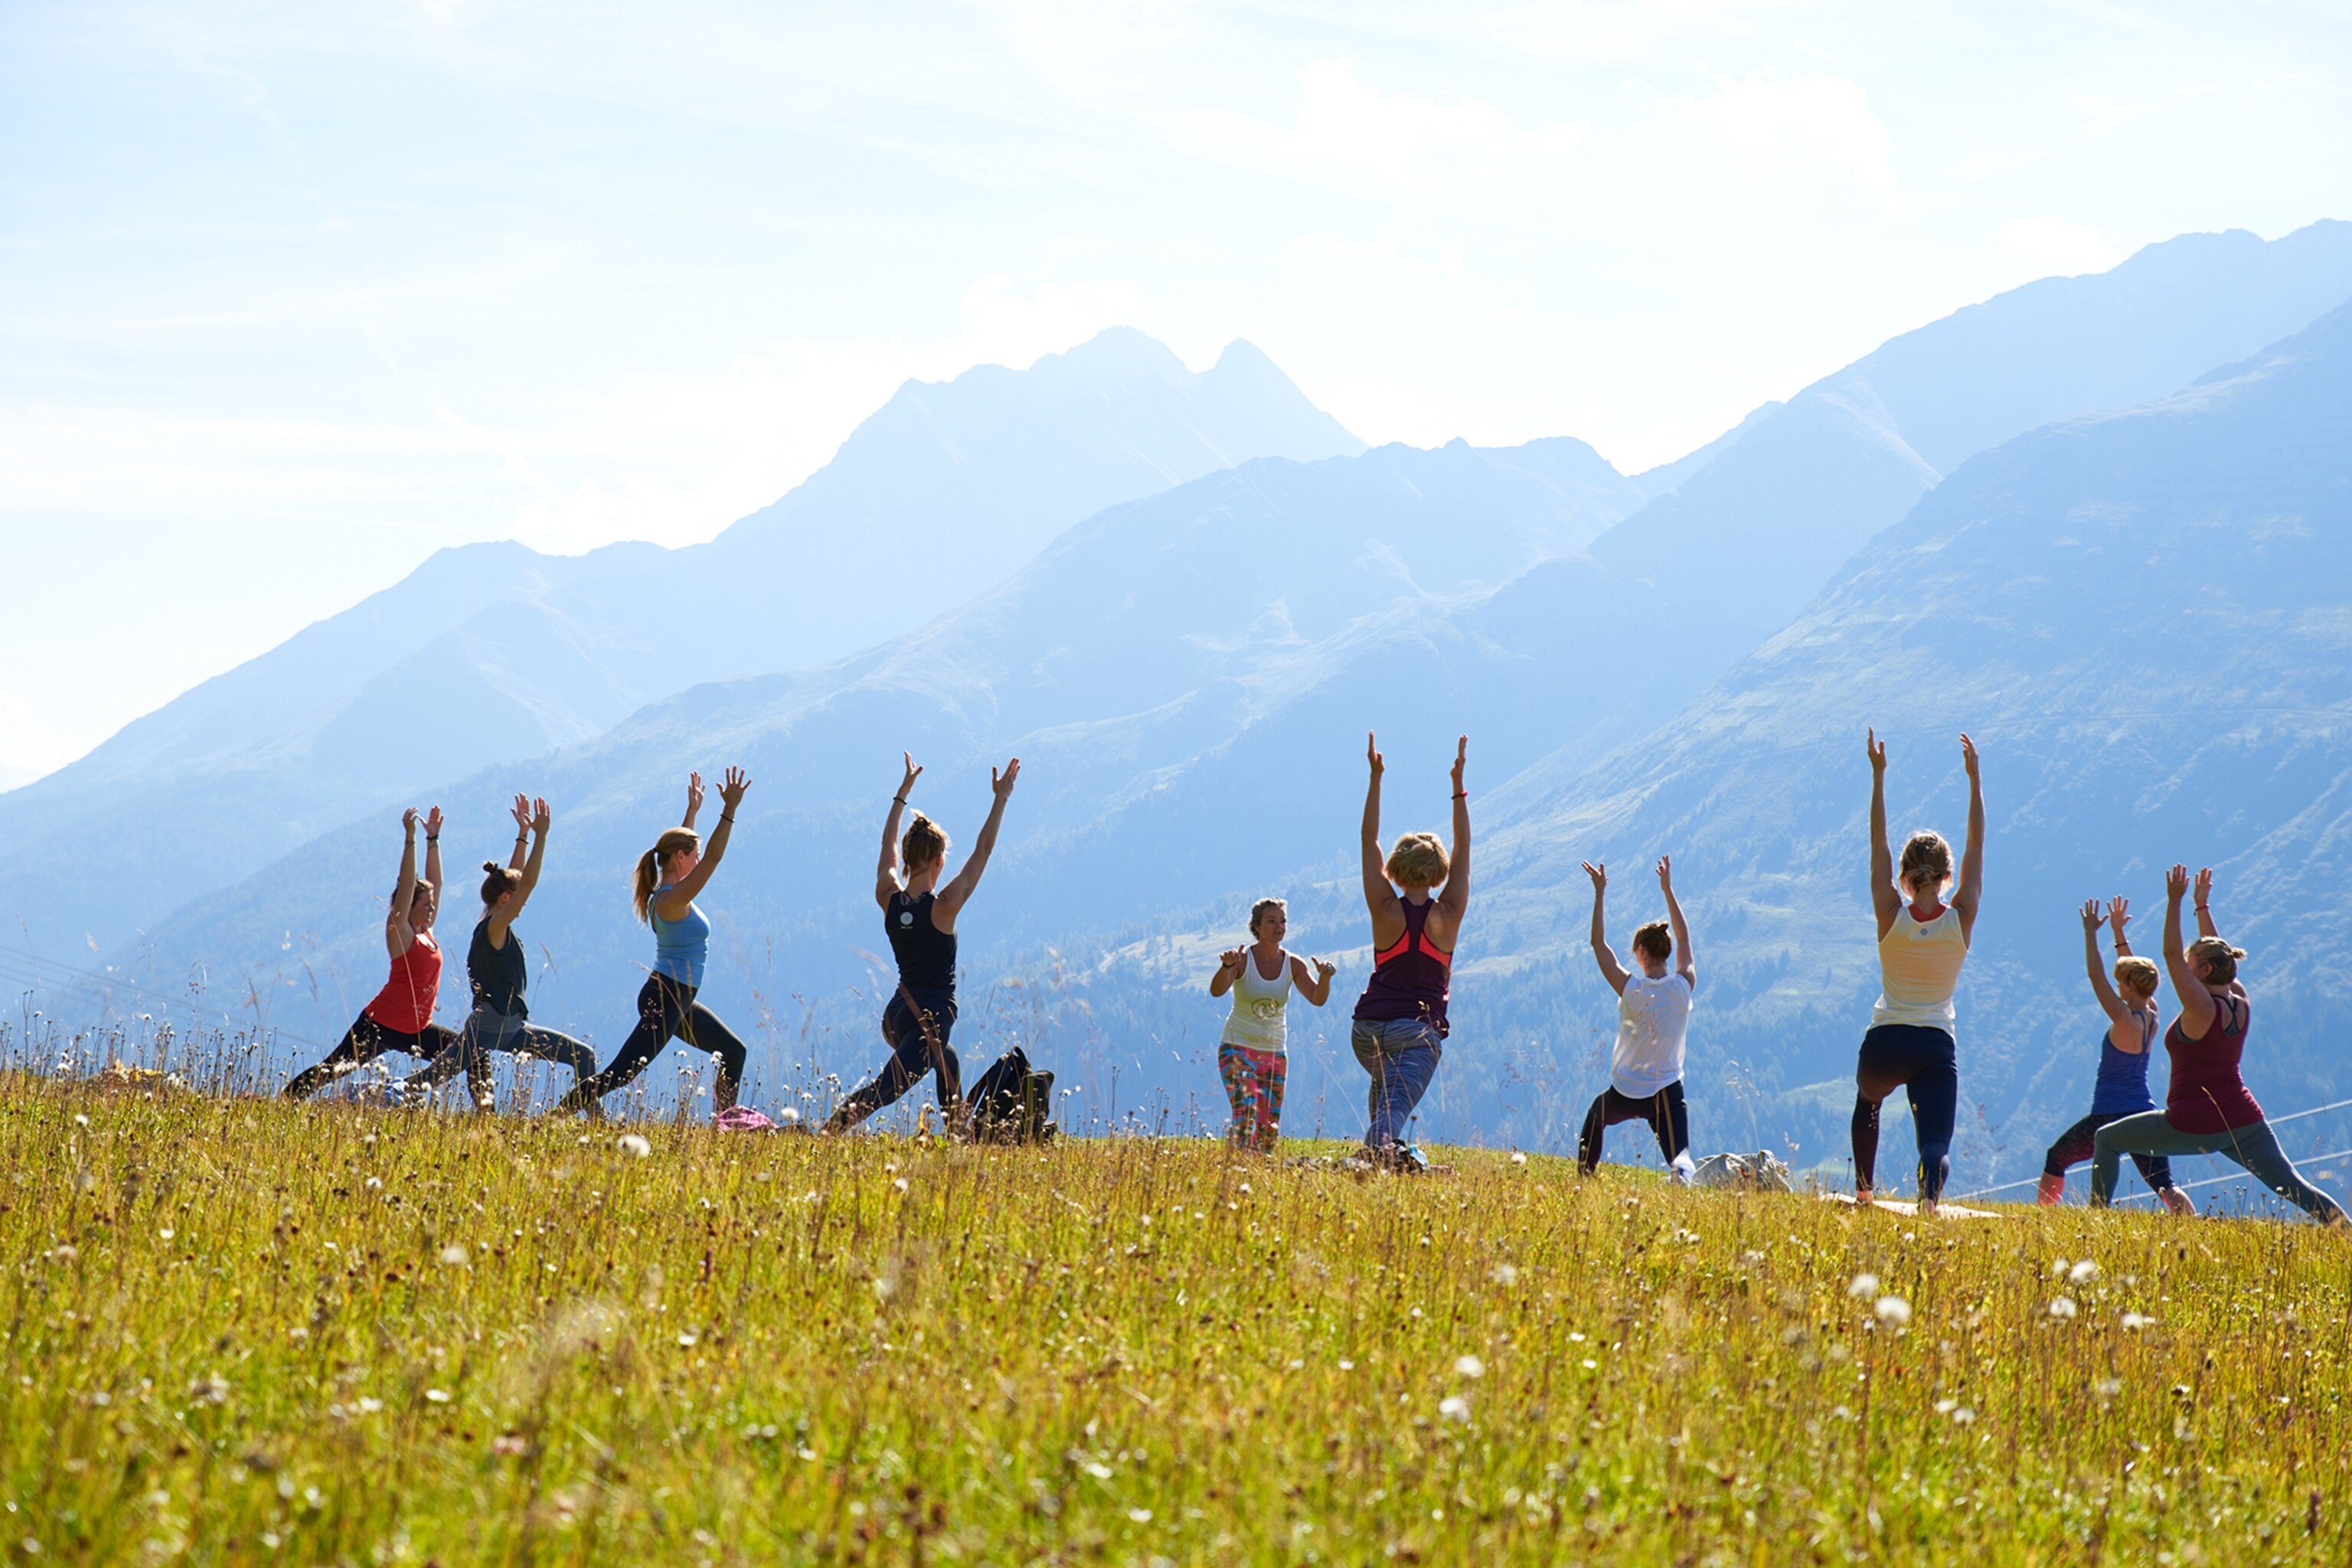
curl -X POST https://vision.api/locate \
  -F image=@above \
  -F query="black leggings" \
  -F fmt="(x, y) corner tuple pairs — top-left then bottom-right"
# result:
(2043, 1110), (2176, 1191)
(285, 1013), (461, 1099)
(404, 1006), (597, 1110)
(1853, 1024), (1958, 1202)
(557, 975), (745, 1114)
(1578, 1081), (1690, 1174)
(831, 992), (961, 1129)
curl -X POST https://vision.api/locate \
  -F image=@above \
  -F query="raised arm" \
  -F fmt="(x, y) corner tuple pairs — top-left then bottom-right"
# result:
(422, 805), (444, 905)
(665, 766), (748, 908)
(1867, 729), (1899, 937)
(385, 809), (420, 959)
(1209, 946), (1245, 998)
(2080, 898), (2130, 1029)
(1950, 733), (1985, 940)
(1659, 854), (1695, 989)
(1360, 733), (1402, 941)
(936, 758), (1020, 926)
(1293, 955), (1338, 1007)
(1436, 736), (1472, 926)
(680, 771), (705, 832)
(2193, 867), (2219, 940)
(485, 795), (539, 939)
(1582, 861), (1631, 997)
(2108, 895), (2134, 957)
(877, 753), (921, 910)
(2162, 864), (2217, 1040)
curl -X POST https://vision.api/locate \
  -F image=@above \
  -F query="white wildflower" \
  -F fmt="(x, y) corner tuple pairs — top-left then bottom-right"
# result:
(1128, 1508), (1152, 1524)
(1951, 1406), (1977, 1425)
(1510, 1152), (1527, 1164)
(1438, 1394), (1472, 1422)
(2048, 1296), (2079, 1320)
(425, 1389), (452, 1403)
(1875, 1295), (1913, 1326)
(439, 1244), (469, 1266)
(1847, 1272), (1880, 1299)
(1488, 1263), (1520, 1287)
(617, 1134), (652, 1158)
(2121, 1311), (2154, 1331)
(2068, 1259), (2099, 1285)
(1083, 1462), (1112, 1480)
(1454, 1354), (1486, 1380)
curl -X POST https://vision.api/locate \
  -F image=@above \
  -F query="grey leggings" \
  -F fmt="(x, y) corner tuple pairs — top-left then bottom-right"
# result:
(2091, 1111), (2347, 1223)
(403, 1004), (596, 1109)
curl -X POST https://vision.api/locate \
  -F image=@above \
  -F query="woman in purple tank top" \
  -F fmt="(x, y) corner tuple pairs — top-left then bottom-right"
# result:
(1350, 732), (1470, 1172)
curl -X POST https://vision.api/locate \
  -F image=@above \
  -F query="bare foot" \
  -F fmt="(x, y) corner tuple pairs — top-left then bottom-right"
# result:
(2159, 1187), (2197, 1217)
(1854, 1185), (1875, 1207)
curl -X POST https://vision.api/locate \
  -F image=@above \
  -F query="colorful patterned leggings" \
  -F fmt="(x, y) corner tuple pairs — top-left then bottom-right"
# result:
(1218, 1044), (1287, 1152)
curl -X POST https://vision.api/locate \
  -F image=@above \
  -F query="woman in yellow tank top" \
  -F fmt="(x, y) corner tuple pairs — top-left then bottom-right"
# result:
(1854, 729), (1984, 1214)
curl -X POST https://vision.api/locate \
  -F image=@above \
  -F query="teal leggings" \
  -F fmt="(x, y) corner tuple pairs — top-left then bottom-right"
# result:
(2090, 1111), (2345, 1223)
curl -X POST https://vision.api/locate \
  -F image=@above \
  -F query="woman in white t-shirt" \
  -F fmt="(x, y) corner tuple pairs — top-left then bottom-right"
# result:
(1576, 856), (1697, 1181)
(1207, 898), (1337, 1152)
(1854, 730), (1984, 1214)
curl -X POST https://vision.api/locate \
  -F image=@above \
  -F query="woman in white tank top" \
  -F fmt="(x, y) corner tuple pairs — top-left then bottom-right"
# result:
(1208, 898), (1336, 1152)
(1854, 729), (1984, 1214)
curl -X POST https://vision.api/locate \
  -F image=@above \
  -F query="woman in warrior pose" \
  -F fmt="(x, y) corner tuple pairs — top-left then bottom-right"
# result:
(1853, 730), (1983, 1214)
(1576, 855), (1697, 1182)
(1351, 733), (1469, 1173)
(1208, 897), (1336, 1152)
(556, 769), (753, 1117)
(826, 752), (1019, 1134)
(402, 794), (597, 1110)
(285, 808), (459, 1098)
(2036, 897), (2194, 1212)
(2091, 867), (2347, 1223)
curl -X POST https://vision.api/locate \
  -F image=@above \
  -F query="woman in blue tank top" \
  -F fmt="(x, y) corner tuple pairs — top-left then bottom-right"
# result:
(556, 768), (752, 1119)
(826, 751), (1020, 1134)
(2037, 897), (2194, 1212)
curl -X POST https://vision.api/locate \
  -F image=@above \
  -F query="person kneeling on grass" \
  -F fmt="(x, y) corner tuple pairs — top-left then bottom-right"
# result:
(1208, 897), (1336, 1153)
(1576, 854), (1697, 1183)
(2090, 867), (2347, 1225)
(2036, 896), (2194, 1213)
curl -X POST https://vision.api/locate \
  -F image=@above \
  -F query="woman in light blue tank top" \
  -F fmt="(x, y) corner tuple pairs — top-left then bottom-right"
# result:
(557, 768), (752, 1118)
(2037, 897), (2194, 1211)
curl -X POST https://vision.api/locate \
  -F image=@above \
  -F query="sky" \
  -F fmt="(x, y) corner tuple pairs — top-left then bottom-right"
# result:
(3, 0), (2350, 788)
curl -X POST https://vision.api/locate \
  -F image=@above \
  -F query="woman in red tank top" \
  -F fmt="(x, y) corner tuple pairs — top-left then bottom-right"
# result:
(1349, 732), (1470, 1172)
(285, 808), (463, 1100)
(2088, 866), (2347, 1223)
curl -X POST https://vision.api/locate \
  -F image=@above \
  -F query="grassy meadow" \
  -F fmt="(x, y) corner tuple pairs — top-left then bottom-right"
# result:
(3, 1073), (2348, 1566)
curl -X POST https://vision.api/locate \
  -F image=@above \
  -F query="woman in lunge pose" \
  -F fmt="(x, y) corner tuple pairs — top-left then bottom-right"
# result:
(402, 794), (596, 1111)
(1852, 730), (1983, 1214)
(1207, 897), (1336, 1152)
(1351, 733), (1470, 1173)
(556, 769), (753, 1117)
(2091, 867), (2347, 1223)
(1576, 855), (1697, 1182)
(825, 752), (1020, 1134)
(285, 808), (459, 1098)
(2036, 896), (2194, 1212)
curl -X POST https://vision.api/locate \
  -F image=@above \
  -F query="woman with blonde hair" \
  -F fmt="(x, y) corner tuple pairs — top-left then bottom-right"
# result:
(2036, 897), (2194, 1212)
(2090, 867), (2347, 1223)
(1350, 732), (1469, 1172)
(825, 751), (1020, 1134)
(1853, 729), (1983, 1213)
(556, 768), (752, 1117)
(1208, 897), (1336, 1152)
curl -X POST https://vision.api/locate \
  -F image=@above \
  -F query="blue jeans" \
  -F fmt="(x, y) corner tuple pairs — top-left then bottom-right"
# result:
(1351, 1018), (1442, 1153)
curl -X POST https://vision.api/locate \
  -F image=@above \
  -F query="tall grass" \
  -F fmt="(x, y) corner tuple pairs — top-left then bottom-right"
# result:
(3, 1072), (2346, 1564)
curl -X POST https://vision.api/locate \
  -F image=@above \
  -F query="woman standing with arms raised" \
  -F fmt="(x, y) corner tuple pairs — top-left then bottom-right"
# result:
(826, 751), (1020, 1134)
(1351, 733), (1468, 1174)
(2090, 867), (2347, 1223)
(1853, 730), (1983, 1214)
(403, 794), (597, 1111)
(2036, 897), (2194, 1212)
(286, 808), (459, 1098)
(556, 769), (753, 1118)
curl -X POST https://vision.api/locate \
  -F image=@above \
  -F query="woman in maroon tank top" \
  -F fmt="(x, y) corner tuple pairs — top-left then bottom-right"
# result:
(2089, 866), (2347, 1223)
(1350, 732), (1470, 1172)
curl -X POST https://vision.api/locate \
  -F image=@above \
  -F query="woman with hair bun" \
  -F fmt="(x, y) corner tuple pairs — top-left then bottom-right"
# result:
(402, 794), (596, 1110)
(1350, 732), (1469, 1173)
(825, 751), (1020, 1134)
(556, 768), (752, 1118)
(1208, 897), (1336, 1152)
(2034, 896), (2194, 1212)
(1852, 729), (1983, 1214)
(2091, 867), (2347, 1223)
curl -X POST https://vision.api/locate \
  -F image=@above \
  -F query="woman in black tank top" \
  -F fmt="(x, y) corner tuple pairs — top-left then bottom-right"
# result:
(827, 753), (1021, 1134)
(400, 795), (597, 1110)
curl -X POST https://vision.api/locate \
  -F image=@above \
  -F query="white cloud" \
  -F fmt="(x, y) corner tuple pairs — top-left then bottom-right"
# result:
(0, 693), (93, 791)
(1672, 73), (1900, 210)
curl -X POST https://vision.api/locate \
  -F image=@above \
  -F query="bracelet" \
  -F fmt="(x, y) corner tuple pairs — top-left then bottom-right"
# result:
(2194, 904), (2210, 913)
(720, 813), (736, 825)
(1452, 791), (1467, 800)
(893, 795), (908, 805)
(425, 834), (439, 842)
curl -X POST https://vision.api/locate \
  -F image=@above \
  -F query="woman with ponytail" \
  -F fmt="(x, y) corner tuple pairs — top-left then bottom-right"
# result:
(402, 794), (596, 1110)
(556, 768), (753, 1118)
(825, 750), (1020, 1134)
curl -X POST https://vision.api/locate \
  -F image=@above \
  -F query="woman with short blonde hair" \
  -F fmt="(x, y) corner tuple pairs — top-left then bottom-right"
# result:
(2035, 897), (2193, 1210)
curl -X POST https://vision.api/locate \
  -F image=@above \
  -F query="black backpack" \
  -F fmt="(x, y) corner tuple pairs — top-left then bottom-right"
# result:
(965, 1047), (1057, 1144)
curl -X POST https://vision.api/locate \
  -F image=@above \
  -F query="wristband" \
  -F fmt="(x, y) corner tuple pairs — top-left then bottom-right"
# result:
(2194, 904), (2210, 913)
(720, 812), (736, 825)
(1452, 791), (1468, 800)
(893, 795), (908, 805)
(425, 834), (439, 842)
